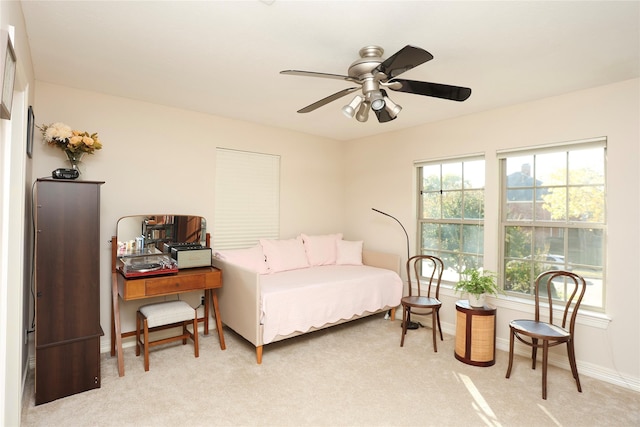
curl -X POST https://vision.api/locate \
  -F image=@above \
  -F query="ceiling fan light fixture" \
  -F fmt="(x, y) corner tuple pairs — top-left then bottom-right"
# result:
(356, 101), (371, 122)
(383, 95), (402, 118)
(342, 95), (364, 118)
(368, 91), (385, 111)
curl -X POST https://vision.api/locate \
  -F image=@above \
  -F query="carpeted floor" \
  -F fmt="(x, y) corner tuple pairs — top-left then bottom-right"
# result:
(21, 315), (640, 426)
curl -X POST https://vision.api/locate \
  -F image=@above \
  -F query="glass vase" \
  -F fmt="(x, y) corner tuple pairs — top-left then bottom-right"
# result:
(65, 150), (85, 174)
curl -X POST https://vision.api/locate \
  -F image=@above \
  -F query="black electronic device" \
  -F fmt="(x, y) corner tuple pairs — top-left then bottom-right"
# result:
(52, 168), (79, 180)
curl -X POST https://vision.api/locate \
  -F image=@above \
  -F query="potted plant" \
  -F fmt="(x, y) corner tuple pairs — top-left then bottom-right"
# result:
(454, 268), (501, 307)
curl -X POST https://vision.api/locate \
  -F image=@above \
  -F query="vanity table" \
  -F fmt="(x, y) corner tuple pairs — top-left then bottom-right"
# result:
(110, 215), (225, 377)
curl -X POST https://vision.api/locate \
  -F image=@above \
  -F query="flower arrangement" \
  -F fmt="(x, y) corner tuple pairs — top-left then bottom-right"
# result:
(37, 122), (103, 154)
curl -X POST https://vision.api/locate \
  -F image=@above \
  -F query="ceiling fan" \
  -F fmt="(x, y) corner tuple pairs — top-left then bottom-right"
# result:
(280, 45), (472, 123)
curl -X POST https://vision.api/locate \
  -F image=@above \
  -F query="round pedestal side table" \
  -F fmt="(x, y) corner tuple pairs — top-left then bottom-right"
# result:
(454, 300), (497, 367)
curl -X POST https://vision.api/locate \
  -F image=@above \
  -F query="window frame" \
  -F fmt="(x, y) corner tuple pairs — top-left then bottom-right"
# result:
(415, 155), (486, 283)
(498, 138), (607, 311)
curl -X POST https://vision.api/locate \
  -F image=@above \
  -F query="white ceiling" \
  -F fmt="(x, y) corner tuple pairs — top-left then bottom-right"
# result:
(21, 1), (640, 141)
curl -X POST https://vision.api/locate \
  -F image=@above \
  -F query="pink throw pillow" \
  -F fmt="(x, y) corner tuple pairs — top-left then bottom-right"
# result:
(336, 240), (363, 265)
(301, 233), (343, 266)
(260, 237), (310, 273)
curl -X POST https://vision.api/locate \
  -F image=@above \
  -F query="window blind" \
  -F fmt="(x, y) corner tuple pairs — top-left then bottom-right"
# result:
(213, 148), (280, 249)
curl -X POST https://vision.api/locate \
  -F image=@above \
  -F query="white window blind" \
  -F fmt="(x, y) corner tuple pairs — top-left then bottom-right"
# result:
(213, 148), (280, 249)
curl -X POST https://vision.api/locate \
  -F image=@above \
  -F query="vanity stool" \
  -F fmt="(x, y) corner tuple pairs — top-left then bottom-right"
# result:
(136, 300), (199, 371)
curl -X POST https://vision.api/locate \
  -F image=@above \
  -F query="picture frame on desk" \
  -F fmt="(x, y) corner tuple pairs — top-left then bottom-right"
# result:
(27, 106), (34, 158)
(1, 33), (16, 120)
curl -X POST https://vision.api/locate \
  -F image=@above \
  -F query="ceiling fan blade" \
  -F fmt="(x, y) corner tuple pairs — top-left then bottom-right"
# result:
(374, 108), (396, 123)
(373, 45), (434, 80)
(390, 79), (472, 101)
(297, 87), (360, 113)
(280, 70), (359, 83)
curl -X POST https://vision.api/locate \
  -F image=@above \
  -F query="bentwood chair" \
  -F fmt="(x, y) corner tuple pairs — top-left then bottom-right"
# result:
(400, 255), (444, 352)
(505, 270), (587, 399)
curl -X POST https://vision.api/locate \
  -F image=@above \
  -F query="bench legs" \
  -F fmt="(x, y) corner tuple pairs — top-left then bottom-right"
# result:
(136, 311), (199, 372)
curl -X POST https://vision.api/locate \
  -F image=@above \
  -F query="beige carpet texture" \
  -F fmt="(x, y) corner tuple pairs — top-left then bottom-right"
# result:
(21, 315), (639, 426)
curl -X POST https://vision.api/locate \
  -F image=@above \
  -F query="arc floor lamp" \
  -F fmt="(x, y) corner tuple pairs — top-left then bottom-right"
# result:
(372, 208), (419, 330)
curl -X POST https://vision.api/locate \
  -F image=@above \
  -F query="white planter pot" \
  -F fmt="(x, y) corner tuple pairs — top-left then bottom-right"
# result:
(468, 293), (486, 308)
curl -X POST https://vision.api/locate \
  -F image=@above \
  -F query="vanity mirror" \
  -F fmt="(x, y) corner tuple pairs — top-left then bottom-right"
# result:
(116, 214), (207, 257)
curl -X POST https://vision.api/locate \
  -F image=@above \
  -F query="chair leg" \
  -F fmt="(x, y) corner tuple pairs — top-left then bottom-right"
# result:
(431, 307), (438, 352)
(143, 318), (150, 372)
(193, 316), (199, 358)
(182, 322), (188, 345)
(531, 338), (538, 370)
(135, 311), (141, 357)
(436, 310), (443, 341)
(505, 327), (515, 379)
(400, 306), (408, 347)
(542, 340), (549, 400)
(567, 340), (582, 392)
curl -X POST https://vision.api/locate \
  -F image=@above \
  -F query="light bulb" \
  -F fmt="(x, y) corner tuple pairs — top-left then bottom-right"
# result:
(368, 91), (385, 111)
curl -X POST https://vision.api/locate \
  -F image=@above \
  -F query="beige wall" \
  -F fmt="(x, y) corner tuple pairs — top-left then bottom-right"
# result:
(344, 78), (640, 389)
(31, 81), (346, 350)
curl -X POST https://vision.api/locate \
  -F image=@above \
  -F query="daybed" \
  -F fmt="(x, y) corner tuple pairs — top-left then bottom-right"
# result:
(212, 234), (403, 363)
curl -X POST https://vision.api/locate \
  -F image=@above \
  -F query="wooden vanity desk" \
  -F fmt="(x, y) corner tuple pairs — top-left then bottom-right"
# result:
(110, 230), (224, 377)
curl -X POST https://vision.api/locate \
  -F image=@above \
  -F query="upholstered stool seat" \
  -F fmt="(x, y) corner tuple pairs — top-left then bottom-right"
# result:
(136, 300), (199, 371)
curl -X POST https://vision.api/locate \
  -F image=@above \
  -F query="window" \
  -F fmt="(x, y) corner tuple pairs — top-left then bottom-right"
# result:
(416, 157), (485, 282)
(499, 138), (606, 310)
(213, 148), (280, 249)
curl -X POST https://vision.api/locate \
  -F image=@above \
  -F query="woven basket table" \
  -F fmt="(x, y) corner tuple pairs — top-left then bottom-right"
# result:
(454, 300), (497, 367)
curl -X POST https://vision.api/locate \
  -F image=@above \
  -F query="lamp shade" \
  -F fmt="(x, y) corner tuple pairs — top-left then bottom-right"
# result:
(342, 95), (364, 118)
(356, 100), (371, 122)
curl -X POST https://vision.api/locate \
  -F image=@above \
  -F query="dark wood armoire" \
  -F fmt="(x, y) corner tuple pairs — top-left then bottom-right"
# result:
(34, 179), (104, 405)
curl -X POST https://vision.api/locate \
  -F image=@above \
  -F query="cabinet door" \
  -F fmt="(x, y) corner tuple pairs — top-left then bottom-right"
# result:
(35, 338), (101, 405)
(35, 181), (102, 346)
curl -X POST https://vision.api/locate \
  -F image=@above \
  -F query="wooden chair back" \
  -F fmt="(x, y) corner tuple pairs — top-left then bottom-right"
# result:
(534, 270), (587, 334)
(406, 255), (444, 299)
